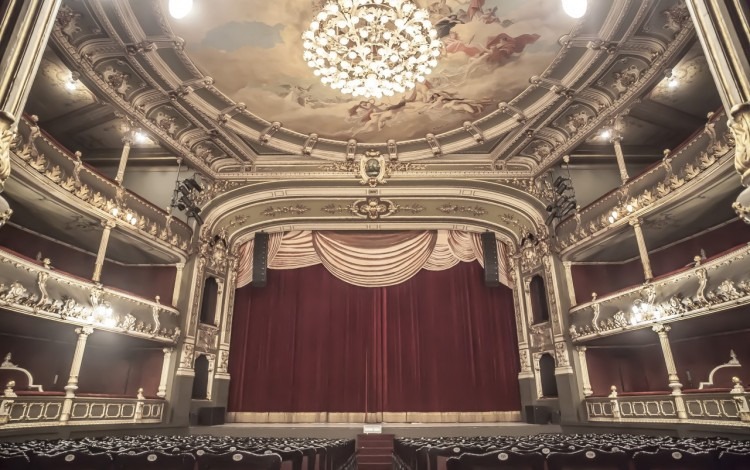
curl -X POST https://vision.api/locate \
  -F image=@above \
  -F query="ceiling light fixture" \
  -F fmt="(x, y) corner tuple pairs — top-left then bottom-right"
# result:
(134, 130), (149, 144)
(561, 0), (587, 18)
(64, 79), (77, 91)
(599, 128), (611, 140)
(667, 77), (679, 89)
(169, 0), (193, 19)
(302, 0), (441, 99)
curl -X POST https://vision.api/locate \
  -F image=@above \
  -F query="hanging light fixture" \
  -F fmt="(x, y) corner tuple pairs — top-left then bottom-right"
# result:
(303, 0), (442, 99)
(169, 0), (193, 19)
(561, 0), (587, 18)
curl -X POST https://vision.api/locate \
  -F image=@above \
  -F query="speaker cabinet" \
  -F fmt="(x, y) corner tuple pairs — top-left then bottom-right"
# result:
(252, 232), (269, 287)
(481, 232), (500, 287)
(197, 406), (226, 426)
(524, 405), (552, 424)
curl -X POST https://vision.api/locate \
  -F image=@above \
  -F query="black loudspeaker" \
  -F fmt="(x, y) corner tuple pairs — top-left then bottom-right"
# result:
(524, 405), (552, 424)
(252, 232), (269, 287)
(198, 406), (226, 426)
(481, 231), (500, 287)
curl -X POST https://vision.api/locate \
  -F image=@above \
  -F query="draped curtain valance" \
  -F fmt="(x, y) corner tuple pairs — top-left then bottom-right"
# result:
(236, 230), (510, 288)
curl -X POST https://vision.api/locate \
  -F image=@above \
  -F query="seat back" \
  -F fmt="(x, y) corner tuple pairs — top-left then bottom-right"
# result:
(547, 449), (630, 470)
(0, 453), (30, 470)
(633, 449), (718, 470)
(113, 451), (196, 470)
(447, 450), (545, 470)
(198, 451), (283, 470)
(30, 452), (113, 470)
(718, 450), (750, 470)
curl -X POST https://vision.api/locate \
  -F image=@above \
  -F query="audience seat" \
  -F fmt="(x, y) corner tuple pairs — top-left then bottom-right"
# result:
(197, 451), (283, 470)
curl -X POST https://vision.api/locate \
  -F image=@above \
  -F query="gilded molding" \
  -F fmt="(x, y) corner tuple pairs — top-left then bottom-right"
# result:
(321, 197), (424, 220)
(438, 204), (487, 217)
(261, 204), (310, 218)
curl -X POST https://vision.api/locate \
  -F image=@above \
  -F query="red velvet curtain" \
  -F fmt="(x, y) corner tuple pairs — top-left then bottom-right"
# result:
(228, 261), (520, 413)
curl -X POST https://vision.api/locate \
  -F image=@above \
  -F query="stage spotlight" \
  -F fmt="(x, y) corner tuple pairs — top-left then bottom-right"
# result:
(183, 177), (203, 192)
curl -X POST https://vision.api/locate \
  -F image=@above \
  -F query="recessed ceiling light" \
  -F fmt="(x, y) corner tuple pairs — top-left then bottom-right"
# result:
(134, 131), (149, 144)
(599, 129), (611, 140)
(667, 77), (679, 89)
(562, 0), (587, 18)
(169, 0), (193, 19)
(64, 79), (77, 91)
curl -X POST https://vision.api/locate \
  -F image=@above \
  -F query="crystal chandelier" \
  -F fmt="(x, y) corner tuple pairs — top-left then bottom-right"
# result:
(302, 0), (442, 99)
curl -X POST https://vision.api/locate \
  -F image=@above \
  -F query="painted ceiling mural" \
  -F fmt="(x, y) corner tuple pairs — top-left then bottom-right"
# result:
(166, 0), (576, 141)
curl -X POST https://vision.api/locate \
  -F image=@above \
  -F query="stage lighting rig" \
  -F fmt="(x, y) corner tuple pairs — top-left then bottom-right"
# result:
(545, 156), (578, 226)
(169, 160), (204, 224)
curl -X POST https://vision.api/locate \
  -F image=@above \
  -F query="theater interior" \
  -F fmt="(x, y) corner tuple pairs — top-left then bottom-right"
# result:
(1, 0), (750, 468)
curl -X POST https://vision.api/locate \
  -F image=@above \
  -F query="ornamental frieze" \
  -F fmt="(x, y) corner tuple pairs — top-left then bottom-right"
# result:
(322, 197), (424, 220)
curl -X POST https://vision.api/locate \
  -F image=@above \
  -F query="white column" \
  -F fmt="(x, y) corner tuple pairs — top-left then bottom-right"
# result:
(0, 0), (63, 214)
(172, 262), (185, 306)
(92, 220), (115, 282)
(60, 326), (93, 422)
(576, 346), (593, 397)
(652, 323), (687, 419)
(611, 133), (629, 184)
(630, 218), (653, 280)
(562, 261), (577, 307)
(114, 132), (133, 184)
(157, 347), (173, 399)
(684, 1), (750, 215)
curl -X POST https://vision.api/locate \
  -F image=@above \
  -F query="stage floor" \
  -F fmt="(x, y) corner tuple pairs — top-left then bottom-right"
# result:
(190, 422), (562, 439)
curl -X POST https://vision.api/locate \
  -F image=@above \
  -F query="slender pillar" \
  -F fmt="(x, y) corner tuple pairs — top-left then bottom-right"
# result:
(576, 346), (593, 397)
(652, 324), (682, 393)
(652, 323), (687, 419)
(0, 0), (63, 216)
(92, 220), (116, 282)
(611, 132), (629, 184)
(157, 347), (173, 399)
(172, 262), (185, 307)
(629, 218), (653, 280)
(114, 131), (133, 184)
(60, 326), (93, 422)
(562, 261), (577, 307)
(685, 1), (750, 213)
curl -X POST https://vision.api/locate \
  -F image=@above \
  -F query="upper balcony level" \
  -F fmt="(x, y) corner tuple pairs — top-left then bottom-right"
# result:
(8, 116), (192, 262)
(555, 111), (736, 262)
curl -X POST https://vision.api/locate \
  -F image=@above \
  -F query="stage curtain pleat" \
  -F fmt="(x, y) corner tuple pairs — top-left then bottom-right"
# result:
(228, 261), (520, 417)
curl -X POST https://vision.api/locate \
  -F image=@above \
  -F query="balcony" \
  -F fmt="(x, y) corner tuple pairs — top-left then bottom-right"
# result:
(0, 246), (181, 343)
(585, 389), (750, 428)
(9, 115), (191, 256)
(568, 242), (750, 342)
(556, 111), (735, 258)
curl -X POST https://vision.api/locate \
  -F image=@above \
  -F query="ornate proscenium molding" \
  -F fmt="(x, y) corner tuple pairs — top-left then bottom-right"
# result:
(438, 204), (488, 217)
(321, 197), (424, 221)
(261, 205), (310, 218)
(319, 149), (426, 187)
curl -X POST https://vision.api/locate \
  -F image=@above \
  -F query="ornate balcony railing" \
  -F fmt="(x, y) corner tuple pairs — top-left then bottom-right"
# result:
(1, 393), (165, 429)
(568, 242), (750, 342)
(0, 247), (181, 343)
(586, 389), (750, 427)
(9, 115), (192, 254)
(556, 112), (734, 252)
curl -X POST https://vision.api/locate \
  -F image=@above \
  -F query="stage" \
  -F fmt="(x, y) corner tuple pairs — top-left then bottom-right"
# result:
(190, 422), (562, 439)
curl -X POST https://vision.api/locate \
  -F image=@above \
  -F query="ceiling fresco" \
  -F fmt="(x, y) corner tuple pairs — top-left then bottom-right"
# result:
(166, 0), (576, 141)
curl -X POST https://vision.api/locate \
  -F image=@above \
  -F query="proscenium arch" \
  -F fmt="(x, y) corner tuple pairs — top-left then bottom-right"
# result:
(198, 179), (549, 250)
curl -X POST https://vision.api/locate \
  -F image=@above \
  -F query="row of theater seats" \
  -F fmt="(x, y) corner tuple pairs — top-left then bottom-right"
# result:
(394, 433), (750, 470)
(0, 435), (356, 470)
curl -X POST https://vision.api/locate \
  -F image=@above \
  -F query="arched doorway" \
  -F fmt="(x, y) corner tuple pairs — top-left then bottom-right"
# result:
(539, 353), (558, 398)
(192, 354), (209, 400)
(530, 275), (550, 324)
(199, 277), (219, 325)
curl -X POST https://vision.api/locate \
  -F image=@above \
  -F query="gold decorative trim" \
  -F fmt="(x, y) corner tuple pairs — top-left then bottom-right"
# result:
(226, 411), (521, 424)
(322, 197), (424, 220)
(261, 204), (310, 218)
(438, 203), (487, 217)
